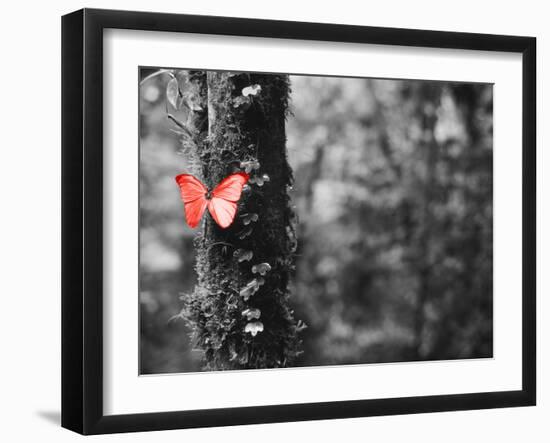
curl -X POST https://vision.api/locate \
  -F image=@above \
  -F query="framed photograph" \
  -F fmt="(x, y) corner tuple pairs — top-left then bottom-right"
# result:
(61, 8), (536, 435)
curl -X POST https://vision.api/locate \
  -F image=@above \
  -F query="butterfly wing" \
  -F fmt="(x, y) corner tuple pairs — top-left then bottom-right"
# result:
(182, 198), (208, 229)
(208, 198), (238, 229)
(211, 172), (249, 202)
(208, 172), (249, 228)
(175, 174), (208, 228)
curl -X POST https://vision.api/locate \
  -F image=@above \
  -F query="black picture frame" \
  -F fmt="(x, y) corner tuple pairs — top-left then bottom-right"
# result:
(62, 8), (536, 435)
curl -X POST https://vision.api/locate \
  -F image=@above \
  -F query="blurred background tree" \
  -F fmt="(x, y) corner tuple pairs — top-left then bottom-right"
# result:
(139, 70), (493, 373)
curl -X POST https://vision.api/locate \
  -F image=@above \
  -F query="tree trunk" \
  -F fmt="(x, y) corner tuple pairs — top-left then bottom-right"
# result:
(411, 84), (441, 359)
(183, 71), (302, 370)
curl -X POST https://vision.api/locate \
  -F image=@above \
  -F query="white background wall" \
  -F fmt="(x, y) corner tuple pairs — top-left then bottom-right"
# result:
(0, 0), (546, 441)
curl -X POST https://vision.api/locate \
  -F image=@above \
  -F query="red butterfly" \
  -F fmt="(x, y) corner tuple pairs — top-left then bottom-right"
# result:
(175, 172), (249, 229)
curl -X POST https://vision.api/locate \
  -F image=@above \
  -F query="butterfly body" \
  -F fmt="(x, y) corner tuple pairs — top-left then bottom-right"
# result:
(175, 172), (249, 229)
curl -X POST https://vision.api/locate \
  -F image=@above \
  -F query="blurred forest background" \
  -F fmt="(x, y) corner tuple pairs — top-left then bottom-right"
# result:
(139, 70), (493, 374)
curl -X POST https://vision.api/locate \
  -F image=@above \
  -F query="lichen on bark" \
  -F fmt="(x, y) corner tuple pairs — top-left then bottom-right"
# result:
(181, 71), (302, 370)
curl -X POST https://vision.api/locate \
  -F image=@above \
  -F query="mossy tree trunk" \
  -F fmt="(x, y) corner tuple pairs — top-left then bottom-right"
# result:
(183, 71), (302, 370)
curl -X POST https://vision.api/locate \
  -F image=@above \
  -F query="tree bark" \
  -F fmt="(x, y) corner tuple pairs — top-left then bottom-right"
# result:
(183, 71), (301, 370)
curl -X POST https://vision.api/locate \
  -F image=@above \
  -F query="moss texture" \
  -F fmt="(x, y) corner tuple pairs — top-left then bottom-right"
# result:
(182, 71), (302, 370)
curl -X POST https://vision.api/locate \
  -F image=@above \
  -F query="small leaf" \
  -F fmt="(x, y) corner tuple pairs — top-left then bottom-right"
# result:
(245, 321), (264, 337)
(233, 95), (251, 110)
(241, 213), (259, 225)
(252, 263), (272, 276)
(238, 226), (253, 240)
(249, 173), (270, 187)
(296, 320), (308, 332)
(239, 281), (257, 301)
(239, 278), (265, 301)
(166, 77), (180, 109)
(166, 114), (193, 137)
(242, 84), (262, 97)
(233, 248), (253, 263)
(240, 160), (260, 173)
(242, 308), (261, 321)
(286, 226), (298, 253)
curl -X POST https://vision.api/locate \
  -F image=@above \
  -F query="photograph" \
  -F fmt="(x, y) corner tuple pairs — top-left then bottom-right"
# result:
(138, 68), (494, 374)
